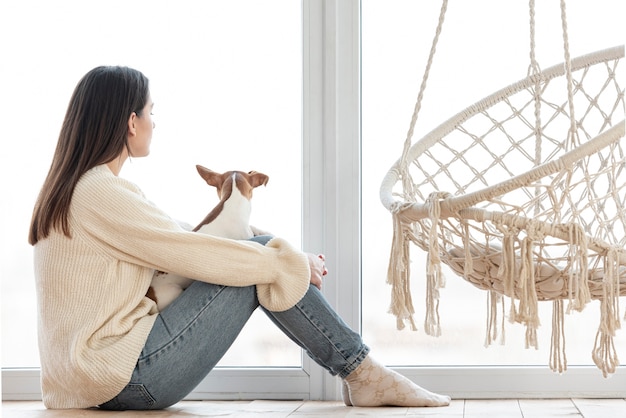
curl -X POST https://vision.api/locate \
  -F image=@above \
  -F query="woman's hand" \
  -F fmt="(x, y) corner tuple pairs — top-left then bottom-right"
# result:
(306, 253), (328, 290)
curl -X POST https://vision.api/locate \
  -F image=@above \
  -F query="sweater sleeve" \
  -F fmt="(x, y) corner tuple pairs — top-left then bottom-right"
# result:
(71, 166), (310, 311)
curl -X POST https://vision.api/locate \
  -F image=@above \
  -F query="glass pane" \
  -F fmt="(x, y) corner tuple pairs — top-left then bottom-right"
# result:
(1, 0), (301, 368)
(362, 0), (625, 367)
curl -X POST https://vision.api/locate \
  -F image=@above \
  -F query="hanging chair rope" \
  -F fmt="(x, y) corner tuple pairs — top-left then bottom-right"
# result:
(401, 0), (448, 169)
(387, 0), (449, 332)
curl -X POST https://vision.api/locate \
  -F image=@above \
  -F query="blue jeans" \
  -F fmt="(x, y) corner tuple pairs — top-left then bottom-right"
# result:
(99, 236), (369, 410)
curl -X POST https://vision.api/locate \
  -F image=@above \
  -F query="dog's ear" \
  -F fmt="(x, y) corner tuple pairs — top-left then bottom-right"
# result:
(196, 165), (224, 188)
(247, 171), (269, 188)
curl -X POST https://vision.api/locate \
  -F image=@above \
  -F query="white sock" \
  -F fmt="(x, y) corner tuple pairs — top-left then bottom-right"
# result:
(343, 356), (451, 407)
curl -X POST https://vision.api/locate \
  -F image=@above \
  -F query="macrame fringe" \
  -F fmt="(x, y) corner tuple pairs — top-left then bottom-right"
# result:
(424, 192), (449, 337)
(484, 290), (506, 347)
(387, 203), (417, 331)
(494, 224), (523, 333)
(461, 221), (474, 278)
(567, 223), (591, 313)
(498, 224), (517, 299)
(591, 247), (622, 377)
(549, 299), (567, 373)
(386, 199), (622, 376)
(516, 235), (541, 349)
(425, 253), (442, 337)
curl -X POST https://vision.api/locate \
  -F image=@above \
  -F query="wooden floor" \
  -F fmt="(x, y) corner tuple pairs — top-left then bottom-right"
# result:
(3, 399), (626, 417)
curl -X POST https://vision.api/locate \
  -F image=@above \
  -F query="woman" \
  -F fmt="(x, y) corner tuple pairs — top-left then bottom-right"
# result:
(29, 66), (451, 410)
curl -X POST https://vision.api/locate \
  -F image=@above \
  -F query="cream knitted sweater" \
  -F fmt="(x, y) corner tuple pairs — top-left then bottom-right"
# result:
(34, 165), (310, 409)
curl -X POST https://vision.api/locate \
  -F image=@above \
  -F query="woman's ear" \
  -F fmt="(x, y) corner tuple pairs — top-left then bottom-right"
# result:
(127, 112), (137, 136)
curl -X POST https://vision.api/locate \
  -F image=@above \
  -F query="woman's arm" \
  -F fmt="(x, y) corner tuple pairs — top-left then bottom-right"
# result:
(71, 166), (311, 311)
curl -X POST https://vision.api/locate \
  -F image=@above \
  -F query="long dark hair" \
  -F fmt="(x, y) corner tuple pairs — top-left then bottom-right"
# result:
(29, 66), (150, 245)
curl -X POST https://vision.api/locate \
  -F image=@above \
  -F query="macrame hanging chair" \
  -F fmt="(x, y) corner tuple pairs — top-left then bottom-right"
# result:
(380, 0), (625, 378)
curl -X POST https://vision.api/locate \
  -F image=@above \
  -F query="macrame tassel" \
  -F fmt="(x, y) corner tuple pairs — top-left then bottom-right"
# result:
(566, 223), (591, 313)
(517, 236), (540, 350)
(495, 224), (520, 326)
(549, 299), (567, 373)
(593, 330), (619, 379)
(425, 253), (442, 337)
(387, 205), (417, 331)
(423, 192), (448, 337)
(498, 225), (517, 299)
(591, 248), (621, 377)
(462, 221), (474, 278)
(484, 290), (506, 347)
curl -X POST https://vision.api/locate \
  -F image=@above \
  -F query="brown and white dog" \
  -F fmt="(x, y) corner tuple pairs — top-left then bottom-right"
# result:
(147, 165), (270, 311)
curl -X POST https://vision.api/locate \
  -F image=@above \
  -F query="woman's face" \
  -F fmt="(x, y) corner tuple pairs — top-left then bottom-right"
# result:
(128, 97), (155, 157)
